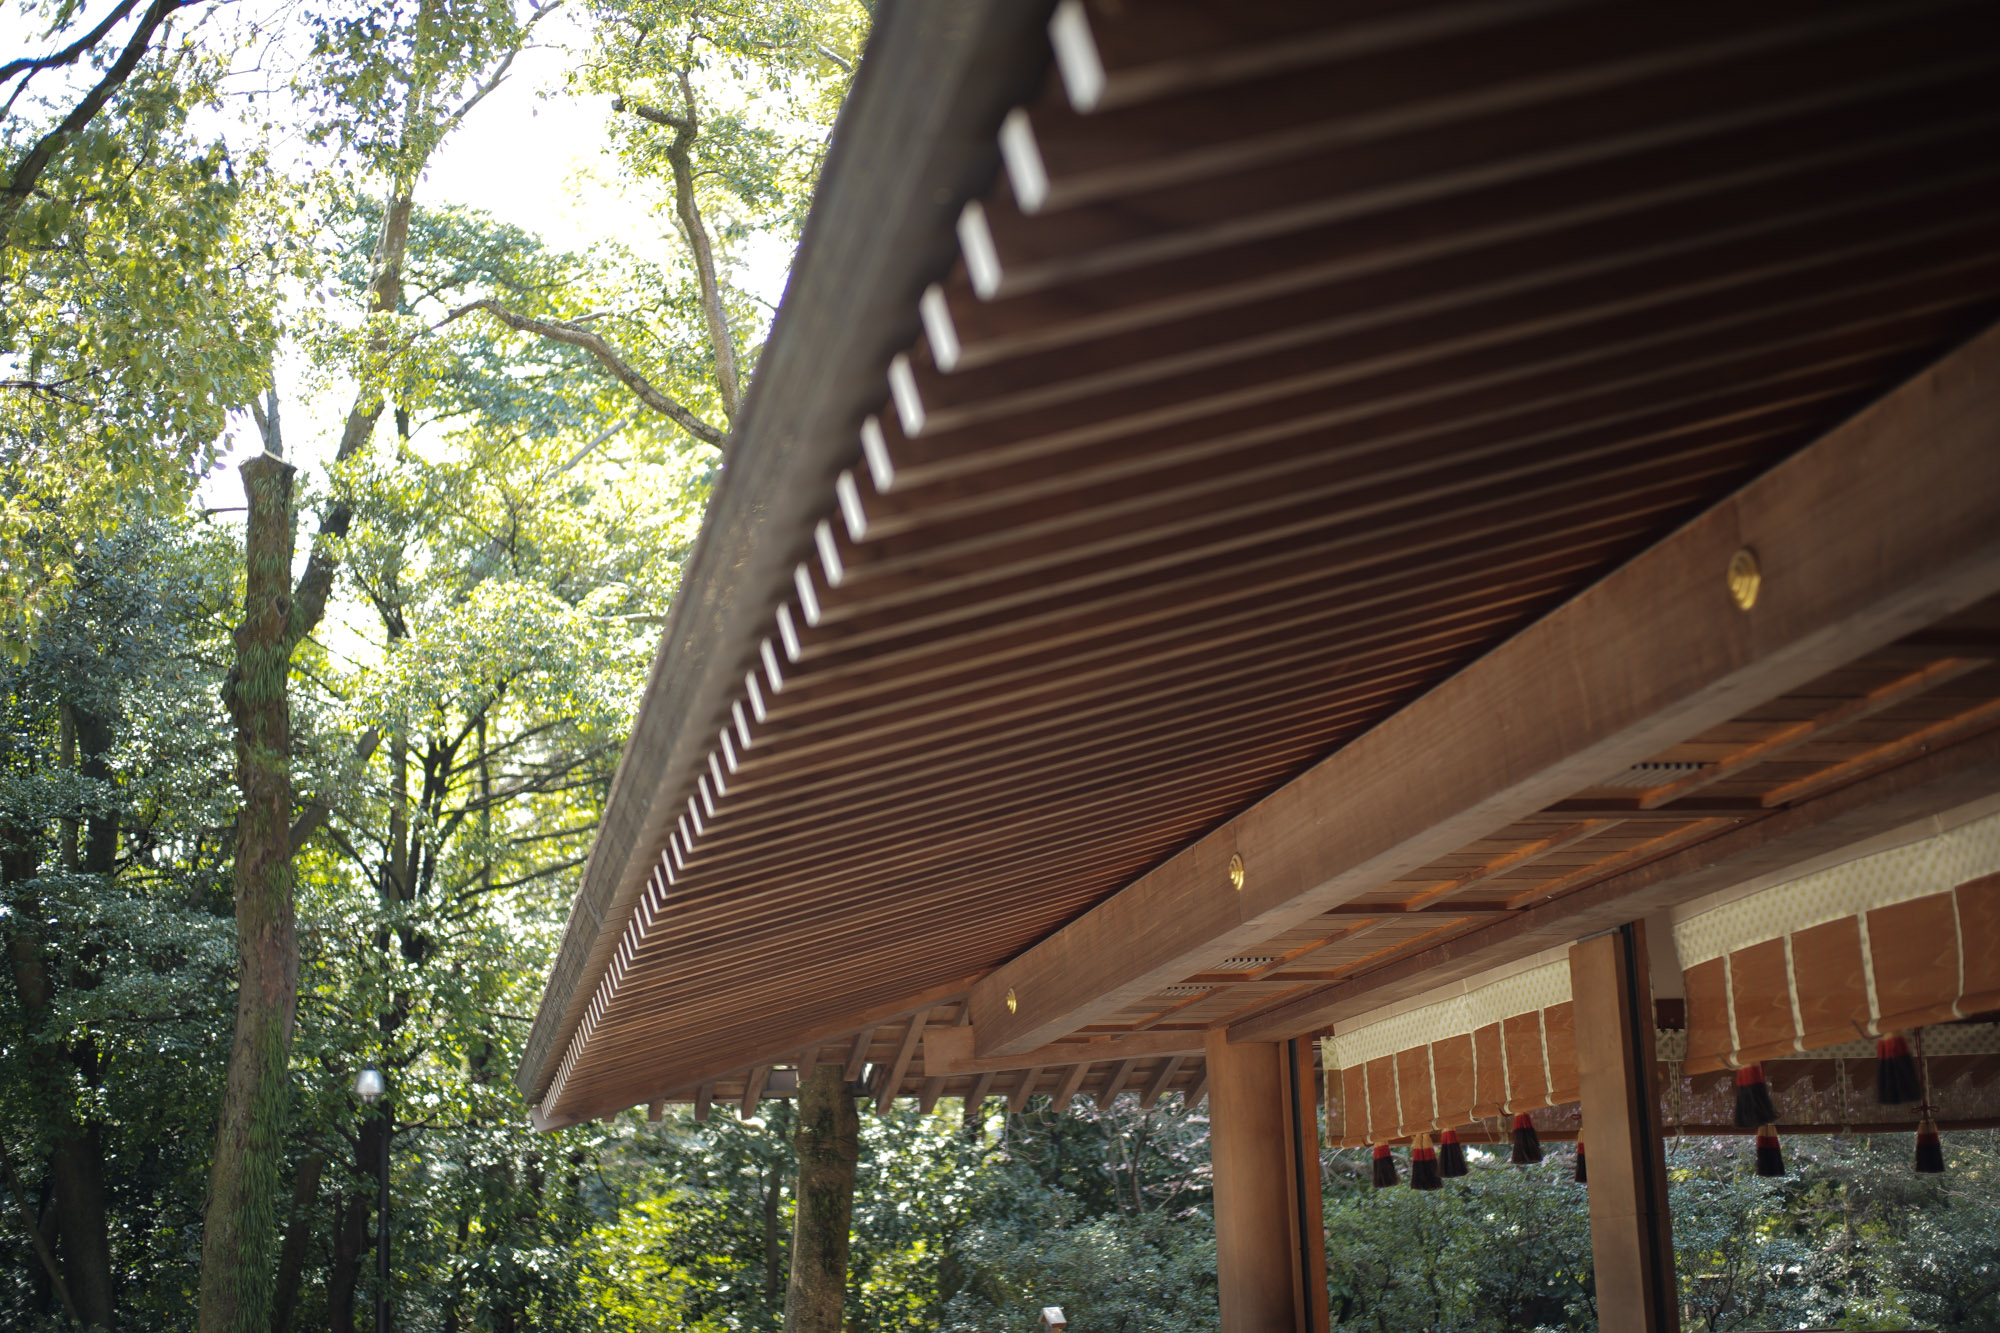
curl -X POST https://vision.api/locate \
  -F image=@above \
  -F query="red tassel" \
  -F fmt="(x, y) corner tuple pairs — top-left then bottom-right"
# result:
(1876, 1033), (1922, 1105)
(1574, 1137), (1587, 1186)
(1754, 1123), (1786, 1178)
(1410, 1133), (1441, 1191)
(1372, 1142), (1398, 1188)
(1509, 1112), (1543, 1165)
(1914, 1119), (1944, 1175)
(1734, 1064), (1777, 1129)
(1437, 1127), (1468, 1178)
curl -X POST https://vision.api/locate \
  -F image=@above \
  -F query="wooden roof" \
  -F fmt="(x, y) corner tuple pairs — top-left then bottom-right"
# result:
(522, 0), (2000, 1126)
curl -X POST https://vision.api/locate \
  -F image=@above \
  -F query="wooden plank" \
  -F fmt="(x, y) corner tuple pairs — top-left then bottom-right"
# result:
(1139, 1055), (1186, 1111)
(1637, 655), (1986, 805)
(739, 1065), (770, 1120)
(969, 322), (2000, 1056)
(796, 1043), (819, 1082)
(1570, 925), (1679, 1332)
(646, 1100), (664, 1123)
(1759, 694), (2000, 808)
(876, 1010), (928, 1115)
(924, 1025), (1205, 1077)
(693, 1084), (712, 1124)
(1051, 1063), (1092, 1113)
(1232, 721), (2000, 1041)
(1182, 1069), (1208, 1109)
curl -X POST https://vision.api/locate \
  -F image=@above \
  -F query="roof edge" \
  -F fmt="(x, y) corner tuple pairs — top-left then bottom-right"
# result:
(515, 0), (1058, 1103)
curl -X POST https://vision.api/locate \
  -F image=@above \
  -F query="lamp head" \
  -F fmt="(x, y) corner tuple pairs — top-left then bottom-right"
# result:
(353, 1067), (386, 1104)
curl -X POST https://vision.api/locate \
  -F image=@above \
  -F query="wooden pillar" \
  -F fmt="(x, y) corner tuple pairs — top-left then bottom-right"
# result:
(1569, 923), (1680, 1333)
(1205, 1031), (1329, 1333)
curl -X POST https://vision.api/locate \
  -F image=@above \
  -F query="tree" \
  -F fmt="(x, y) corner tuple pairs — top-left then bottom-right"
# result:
(195, 3), (568, 1328)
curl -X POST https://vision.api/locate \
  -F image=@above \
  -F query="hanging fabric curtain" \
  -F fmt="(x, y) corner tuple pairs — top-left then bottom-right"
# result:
(1323, 949), (1577, 1148)
(1675, 811), (2000, 1074)
(1321, 810), (2000, 1146)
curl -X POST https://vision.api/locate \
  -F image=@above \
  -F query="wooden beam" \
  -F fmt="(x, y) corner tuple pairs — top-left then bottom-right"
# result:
(646, 1099), (664, 1123)
(970, 323), (2000, 1055)
(919, 1006), (972, 1112)
(1096, 1059), (1140, 1111)
(964, 1071), (996, 1128)
(1139, 1055), (1185, 1111)
(924, 1024), (1205, 1077)
(1182, 1069), (1208, 1109)
(796, 1043), (819, 1082)
(1571, 925), (1679, 1332)
(1231, 721), (2000, 1041)
(1007, 1066), (1045, 1114)
(1051, 1062), (1092, 1112)
(876, 1010), (928, 1115)
(693, 1083), (713, 1123)
(739, 1065), (770, 1119)
(842, 1027), (876, 1082)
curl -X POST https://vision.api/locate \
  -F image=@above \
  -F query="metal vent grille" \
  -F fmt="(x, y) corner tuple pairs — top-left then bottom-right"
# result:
(1597, 761), (1708, 788)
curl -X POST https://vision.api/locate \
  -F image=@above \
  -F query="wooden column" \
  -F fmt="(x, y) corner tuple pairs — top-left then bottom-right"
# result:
(1570, 923), (1680, 1333)
(1205, 1032), (1329, 1333)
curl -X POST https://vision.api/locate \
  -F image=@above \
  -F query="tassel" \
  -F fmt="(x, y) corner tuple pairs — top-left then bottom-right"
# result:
(1734, 1064), (1777, 1129)
(1914, 1119), (1944, 1175)
(1437, 1128), (1468, 1178)
(1410, 1133), (1442, 1191)
(1509, 1112), (1543, 1165)
(1754, 1123), (1786, 1178)
(1372, 1142), (1398, 1188)
(1574, 1137), (1587, 1185)
(1876, 1034), (1922, 1105)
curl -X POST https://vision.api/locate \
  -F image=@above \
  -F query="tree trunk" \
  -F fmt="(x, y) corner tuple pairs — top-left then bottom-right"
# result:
(783, 1066), (857, 1333)
(270, 1152), (322, 1333)
(4, 796), (117, 1330)
(198, 453), (303, 1333)
(328, 1191), (367, 1333)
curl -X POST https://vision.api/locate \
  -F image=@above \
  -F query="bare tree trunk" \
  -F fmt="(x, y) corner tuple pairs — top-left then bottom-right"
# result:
(783, 1066), (856, 1333)
(199, 453), (302, 1333)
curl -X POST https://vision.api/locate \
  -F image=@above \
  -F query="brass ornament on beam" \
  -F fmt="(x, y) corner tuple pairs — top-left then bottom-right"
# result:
(1227, 853), (1245, 892)
(1727, 547), (1761, 611)
(1005, 987), (1018, 1015)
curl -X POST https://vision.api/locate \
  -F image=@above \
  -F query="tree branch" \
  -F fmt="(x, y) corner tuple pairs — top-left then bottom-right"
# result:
(288, 727), (381, 859)
(0, 0), (197, 242)
(443, 299), (726, 447)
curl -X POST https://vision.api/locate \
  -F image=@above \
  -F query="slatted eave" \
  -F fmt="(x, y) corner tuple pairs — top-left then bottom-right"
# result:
(532, 0), (2000, 1123)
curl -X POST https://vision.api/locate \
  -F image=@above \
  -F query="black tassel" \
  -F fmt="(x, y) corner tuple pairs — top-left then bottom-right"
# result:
(1754, 1124), (1786, 1178)
(1410, 1134), (1442, 1191)
(1734, 1064), (1777, 1129)
(1914, 1119), (1944, 1175)
(1876, 1034), (1922, 1105)
(1574, 1139), (1587, 1185)
(1509, 1112), (1543, 1165)
(1437, 1128), (1468, 1178)
(1372, 1143), (1398, 1188)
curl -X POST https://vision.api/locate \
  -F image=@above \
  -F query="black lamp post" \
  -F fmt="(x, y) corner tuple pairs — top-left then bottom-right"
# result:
(353, 1067), (390, 1332)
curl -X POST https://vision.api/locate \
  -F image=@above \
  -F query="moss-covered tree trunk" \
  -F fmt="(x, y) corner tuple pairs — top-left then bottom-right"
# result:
(784, 1066), (857, 1333)
(198, 452), (301, 1333)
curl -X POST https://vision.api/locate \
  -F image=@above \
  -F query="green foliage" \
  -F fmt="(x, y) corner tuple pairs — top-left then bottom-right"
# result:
(1, 33), (287, 653)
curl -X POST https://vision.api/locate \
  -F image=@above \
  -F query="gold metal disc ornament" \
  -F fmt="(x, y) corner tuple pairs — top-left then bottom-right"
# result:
(1727, 547), (1761, 610)
(1227, 853), (1246, 892)
(1005, 987), (1018, 1014)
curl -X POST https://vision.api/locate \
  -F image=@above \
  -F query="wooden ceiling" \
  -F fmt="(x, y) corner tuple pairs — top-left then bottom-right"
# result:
(524, 0), (2000, 1124)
